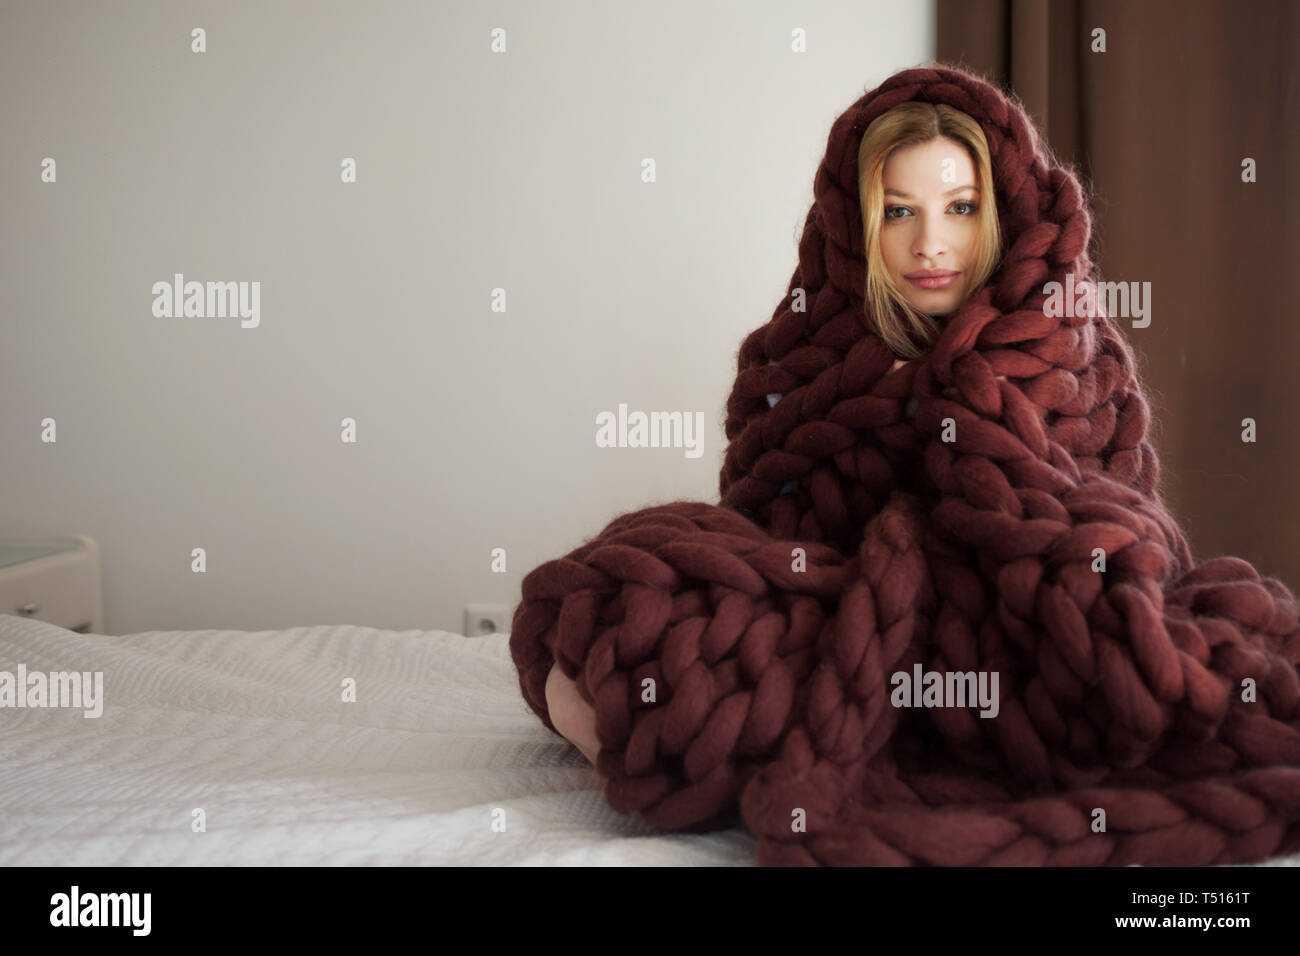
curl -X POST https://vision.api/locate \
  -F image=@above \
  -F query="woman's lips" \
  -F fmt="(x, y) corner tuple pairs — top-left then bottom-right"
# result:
(907, 273), (958, 290)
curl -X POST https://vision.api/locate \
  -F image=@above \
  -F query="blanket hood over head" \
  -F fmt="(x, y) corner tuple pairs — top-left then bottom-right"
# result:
(509, 64), (1300, 865)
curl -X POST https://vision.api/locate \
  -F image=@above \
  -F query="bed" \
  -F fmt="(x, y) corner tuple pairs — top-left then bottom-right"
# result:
(6, 611), (1299, 867)
(0, 613), (756, 865)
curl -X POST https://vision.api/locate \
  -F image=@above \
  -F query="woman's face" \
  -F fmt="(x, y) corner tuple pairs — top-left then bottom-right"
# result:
(879, 136), (982, 319)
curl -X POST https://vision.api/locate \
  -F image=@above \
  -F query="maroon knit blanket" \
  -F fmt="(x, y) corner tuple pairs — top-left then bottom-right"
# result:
(508, 65), (1300, 865)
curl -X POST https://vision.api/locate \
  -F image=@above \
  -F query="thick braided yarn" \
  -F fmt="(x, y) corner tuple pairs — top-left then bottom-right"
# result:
(509, 65), (1300, 865)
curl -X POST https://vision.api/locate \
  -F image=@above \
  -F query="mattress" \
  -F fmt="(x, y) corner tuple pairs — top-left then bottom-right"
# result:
(0, 613), (756, 865)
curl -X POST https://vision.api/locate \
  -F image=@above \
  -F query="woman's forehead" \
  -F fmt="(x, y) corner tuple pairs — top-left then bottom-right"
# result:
(883, 140), (977, 191)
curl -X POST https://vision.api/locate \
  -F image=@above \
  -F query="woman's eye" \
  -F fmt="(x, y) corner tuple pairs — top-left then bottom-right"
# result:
(885, 202), (977, 219)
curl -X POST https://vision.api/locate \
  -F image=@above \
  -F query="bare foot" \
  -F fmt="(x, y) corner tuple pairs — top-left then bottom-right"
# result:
(545, 662), (600, 765)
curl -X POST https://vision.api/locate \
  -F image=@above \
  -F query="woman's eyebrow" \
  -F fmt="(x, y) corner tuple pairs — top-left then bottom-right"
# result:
(884, 185), (979, 198)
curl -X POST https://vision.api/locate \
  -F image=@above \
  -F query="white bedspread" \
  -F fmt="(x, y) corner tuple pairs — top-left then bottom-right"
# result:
(0, 613), (756, 866)
(4, 612), (1298, 867)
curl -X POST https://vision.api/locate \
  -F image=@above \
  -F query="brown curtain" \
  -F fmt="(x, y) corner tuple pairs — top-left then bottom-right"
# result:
(938, 0), (1300, 589)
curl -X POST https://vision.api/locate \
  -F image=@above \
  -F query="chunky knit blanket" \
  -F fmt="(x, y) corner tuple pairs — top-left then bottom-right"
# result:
(508, 65), (1300, 865)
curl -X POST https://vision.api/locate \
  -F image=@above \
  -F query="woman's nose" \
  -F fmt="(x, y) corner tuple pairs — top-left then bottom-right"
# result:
(912, 224), (947, 260)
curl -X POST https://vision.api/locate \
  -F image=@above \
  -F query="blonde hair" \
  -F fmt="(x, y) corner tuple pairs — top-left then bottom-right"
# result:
(857, 102), (1002, 358)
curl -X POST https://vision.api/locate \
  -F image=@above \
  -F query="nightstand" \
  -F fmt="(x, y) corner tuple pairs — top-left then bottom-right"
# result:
(0, 535), (104, 633)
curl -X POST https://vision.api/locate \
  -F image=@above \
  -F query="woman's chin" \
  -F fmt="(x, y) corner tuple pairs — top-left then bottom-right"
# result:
(907, 295), (958, 318)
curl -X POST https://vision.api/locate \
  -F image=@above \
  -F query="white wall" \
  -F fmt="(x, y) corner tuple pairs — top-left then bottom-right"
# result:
(0, 0), (935, 635)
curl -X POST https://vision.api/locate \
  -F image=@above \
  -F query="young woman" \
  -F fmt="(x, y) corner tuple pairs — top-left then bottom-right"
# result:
(516, 64), (1300, 867)
(546, 100), (1006, 762)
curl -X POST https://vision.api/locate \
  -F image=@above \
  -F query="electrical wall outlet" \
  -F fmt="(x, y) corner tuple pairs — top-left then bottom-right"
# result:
(464, 603), (509, 637)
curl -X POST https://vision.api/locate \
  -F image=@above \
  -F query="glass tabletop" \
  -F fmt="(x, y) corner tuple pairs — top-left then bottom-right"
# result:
(0, 540), (81, 570)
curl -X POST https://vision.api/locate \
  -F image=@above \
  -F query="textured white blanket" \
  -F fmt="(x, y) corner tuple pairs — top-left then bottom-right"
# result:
(0, 614), (756, 865)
